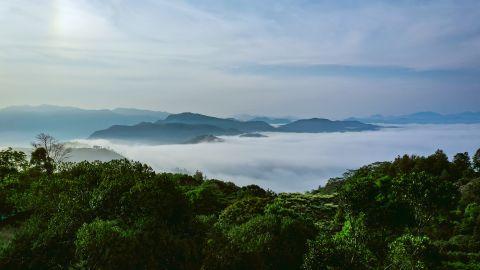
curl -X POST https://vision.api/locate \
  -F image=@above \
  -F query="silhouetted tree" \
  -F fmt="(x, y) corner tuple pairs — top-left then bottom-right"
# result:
(30, 147), (54, 174)
(32, 133), (71, 164)
(452, 152), (473, 178)
(473, 148), (480, 173)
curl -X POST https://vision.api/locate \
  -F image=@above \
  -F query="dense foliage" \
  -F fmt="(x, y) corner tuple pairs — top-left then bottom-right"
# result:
(0, 146), (479, 269)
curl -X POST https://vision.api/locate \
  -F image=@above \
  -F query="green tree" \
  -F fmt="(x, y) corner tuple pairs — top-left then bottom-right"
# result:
(30, 147), (54, 174)
(204, 198), (316, 270)
(75, 219), (138, 270)
(186, 181), (228, 215)
(387, 234), (439, 270)
(391, 172), (458, 228)
(303, 215), (377, 270)
(0, 148), (28, 221)
(473, 148), (480, 173)
(0, 148), (27, 178)
(452, 152), (473, 178)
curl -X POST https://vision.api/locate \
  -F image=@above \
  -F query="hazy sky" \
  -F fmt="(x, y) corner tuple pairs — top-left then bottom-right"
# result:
(1, 0), (479, 118)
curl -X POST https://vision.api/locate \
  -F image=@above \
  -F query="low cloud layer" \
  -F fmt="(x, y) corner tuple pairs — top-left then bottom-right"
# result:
(76, 124), (480, 192)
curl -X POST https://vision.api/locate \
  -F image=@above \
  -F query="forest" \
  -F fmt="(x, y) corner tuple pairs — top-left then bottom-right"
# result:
(0, 138), (479, 269)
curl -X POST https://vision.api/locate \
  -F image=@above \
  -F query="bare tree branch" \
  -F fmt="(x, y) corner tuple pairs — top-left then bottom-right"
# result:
(32, 133), (71, 163)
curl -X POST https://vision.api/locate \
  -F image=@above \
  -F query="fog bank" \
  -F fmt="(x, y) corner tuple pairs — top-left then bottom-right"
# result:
(72, 124), (480, 192)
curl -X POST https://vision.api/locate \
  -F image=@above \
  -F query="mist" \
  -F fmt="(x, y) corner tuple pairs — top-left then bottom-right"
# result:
(73, 124), (480, 192)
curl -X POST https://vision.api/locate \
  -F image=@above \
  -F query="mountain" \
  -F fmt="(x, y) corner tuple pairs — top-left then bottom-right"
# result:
(67, 147), (125, 162)
(0, 105), (170, 141)
(240, 133), (268, 138)
(184, 135), (225, 144)
(248, 116), (294, 125)
(159, 112), (276, 132)
(277, 118), (379, 133)
(234, 114), (296, 124)
(348, 111), (480, 124)
(89, 113), (380, 144)
(111, 108), (169, 118)
(89, 122), (239, 144)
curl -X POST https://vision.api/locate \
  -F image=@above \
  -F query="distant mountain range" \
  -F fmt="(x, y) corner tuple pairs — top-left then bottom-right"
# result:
(0, 105), (170, 140)
(160, 113), (276, 132)
(90, 112), (379, 144)
(9, 105), (476, 146)
(347, 111), (480, 124)
(234, 114), (296, 124)
(90, 122), (238, 144)
(277, 118), (379, 133)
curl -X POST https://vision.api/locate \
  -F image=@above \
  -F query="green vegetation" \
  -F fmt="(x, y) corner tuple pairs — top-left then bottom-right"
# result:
(0, 142), (479, 269)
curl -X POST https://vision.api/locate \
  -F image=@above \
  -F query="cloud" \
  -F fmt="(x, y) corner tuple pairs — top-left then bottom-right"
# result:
(3, 0), (480, 69)
(229, 64), (480, 81)
(0, 0), (479, 117)
(75, 124), (480, 192)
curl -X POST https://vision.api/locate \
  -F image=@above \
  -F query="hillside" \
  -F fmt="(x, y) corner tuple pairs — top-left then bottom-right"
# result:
(90, 113), (380, 144)
(348, 111), (480, 124)
(233, 114), (295, 124)
(160, 112), (276, 132)
(184, 134), (225, 144)
(0, 147), (479, 269)
(90, 122), (239, 144)
(249, 116), (294, 124)
(278, 118), (379, 132)
(66, 147), (125, 162)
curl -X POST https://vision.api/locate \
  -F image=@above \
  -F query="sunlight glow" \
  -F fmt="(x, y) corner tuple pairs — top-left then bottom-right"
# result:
(51, 0), (106, 39)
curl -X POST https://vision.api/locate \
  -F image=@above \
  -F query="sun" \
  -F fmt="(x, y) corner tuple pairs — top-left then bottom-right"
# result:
(50, 0), (102, 38)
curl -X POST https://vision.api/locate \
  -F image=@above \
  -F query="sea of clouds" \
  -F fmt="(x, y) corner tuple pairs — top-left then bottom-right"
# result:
(72, 124), (480, 192)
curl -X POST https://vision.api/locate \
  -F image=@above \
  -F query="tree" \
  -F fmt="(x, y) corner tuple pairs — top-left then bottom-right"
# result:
(460, 178), (480, 206)
(30, 147), (54, 174)
(452, 152), (472, 178)
(0, 148), (27, 219)
(392, 172), (458, 228)
(424, 150), (450, 176)
(473, 148), (480, 173)
(0, 148), (27, 178)
(75, 219), (138, 270)
(31, 133), (71, 164)
(2, 147), (480, 269)
(186, 181), (228, 215)
(193, 170), (205, 182)
(387, 234), (439, 270)
(303, 214), (377, 270)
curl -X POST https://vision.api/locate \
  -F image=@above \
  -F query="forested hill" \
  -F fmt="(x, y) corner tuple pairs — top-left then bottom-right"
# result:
(160, 112), (276, 132)
(1, 146), (479, 269)
(90, 113), (379, 144)
(277, 118), (378, 133)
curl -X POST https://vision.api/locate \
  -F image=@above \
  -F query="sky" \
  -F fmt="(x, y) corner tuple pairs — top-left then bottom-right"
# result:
(1, 0), (479, 118)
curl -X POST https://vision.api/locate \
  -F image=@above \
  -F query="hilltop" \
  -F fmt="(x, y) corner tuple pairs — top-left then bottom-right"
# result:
(90, 112), (380, 144)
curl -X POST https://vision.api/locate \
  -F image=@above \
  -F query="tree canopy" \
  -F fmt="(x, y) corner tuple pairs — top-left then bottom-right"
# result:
(0, 145), (479, 269)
